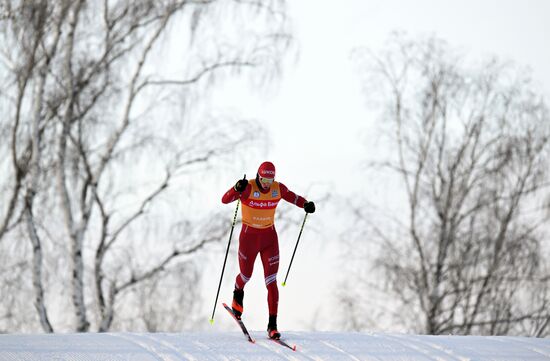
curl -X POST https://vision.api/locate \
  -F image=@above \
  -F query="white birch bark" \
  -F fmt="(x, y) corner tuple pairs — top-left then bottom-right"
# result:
(56, 0), (89, 332)
(25, 61), (54, 333)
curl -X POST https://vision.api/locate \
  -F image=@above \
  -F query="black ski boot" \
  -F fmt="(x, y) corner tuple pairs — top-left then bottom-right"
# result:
(267, 315), (281, 340)
(232, 288), (244, 319)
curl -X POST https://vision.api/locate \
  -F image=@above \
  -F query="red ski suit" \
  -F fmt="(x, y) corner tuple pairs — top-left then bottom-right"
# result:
(222, 178), (307, 316)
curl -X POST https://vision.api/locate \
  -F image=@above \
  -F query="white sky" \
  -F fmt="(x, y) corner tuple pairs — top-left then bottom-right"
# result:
(202, 0), (550, 333)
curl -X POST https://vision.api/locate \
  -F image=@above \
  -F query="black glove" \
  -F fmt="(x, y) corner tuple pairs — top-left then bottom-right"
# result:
(234, 175), (248, 193)
(304, 201), (315, 214)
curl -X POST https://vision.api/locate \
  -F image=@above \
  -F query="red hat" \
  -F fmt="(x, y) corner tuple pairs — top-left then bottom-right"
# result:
(258, 161), (276, 178)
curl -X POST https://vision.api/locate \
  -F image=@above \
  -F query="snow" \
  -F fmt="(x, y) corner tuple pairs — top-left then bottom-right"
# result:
(1, 331), (550, 360)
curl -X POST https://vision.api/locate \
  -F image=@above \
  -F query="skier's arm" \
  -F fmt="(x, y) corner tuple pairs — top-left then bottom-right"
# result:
(222, 184), (251, 203)
(279, 183), (307, 208)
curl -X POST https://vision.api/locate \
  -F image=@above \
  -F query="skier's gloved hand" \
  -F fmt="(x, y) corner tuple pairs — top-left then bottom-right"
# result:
(304, 201), (316, 214)
(234, 175), (248, 193)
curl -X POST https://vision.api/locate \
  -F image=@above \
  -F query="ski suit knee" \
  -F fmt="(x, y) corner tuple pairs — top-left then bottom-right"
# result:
(235, 225), (279, 315)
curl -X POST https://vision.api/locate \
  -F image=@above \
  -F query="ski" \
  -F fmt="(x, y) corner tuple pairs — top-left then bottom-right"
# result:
(271, 338), (297, 351)
(222, 302), (255, 343)
(221, 302), (296, 350)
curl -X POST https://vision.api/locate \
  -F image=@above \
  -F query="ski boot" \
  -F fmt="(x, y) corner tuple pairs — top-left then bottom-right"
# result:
(232, 288), (244, 319)
(267, 315), (281, 340)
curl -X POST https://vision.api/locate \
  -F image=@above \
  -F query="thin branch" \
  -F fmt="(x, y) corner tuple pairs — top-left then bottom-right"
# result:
(139, 60), (256, 90)
(106, 171), (170, 252)
(115, 234), (222, 294)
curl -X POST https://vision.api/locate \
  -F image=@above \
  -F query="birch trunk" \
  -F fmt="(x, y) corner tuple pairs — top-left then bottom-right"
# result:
(56, 0), (89, 332)
(25, 62), (53, 333)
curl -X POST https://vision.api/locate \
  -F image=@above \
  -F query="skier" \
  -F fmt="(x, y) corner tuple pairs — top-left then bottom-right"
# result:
(221, 161), (315, 340)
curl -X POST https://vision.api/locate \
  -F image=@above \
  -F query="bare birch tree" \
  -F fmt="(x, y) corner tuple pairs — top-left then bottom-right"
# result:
(346, 34), (550, 336)
(0, 0), (292, 332)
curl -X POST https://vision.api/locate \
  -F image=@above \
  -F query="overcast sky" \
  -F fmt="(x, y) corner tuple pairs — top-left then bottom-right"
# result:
(203, 0), (550, 332)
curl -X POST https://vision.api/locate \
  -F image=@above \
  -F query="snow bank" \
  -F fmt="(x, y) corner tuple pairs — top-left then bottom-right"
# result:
(1, 331), (550, 360)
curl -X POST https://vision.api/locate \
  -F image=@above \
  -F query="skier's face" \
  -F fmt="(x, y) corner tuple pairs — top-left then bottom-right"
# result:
(259, 176), (274, 190)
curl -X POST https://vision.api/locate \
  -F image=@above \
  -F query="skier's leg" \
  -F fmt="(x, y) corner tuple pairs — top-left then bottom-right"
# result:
(235, 228), (259, 289)
(260, 228), (280, 338)
(233, 227), (259, 317)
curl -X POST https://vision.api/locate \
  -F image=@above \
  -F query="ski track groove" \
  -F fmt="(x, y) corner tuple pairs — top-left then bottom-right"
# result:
(322, 333), (385, 361)
(191, 339), (230, 361)
(380, 334), (438, 361)
(399, 335), (470, 361)
(123, 333), (185, 361)
(382, 334), (460, 361)
(142, 334), (196, 361)
(107, 333), (166, 361)
(488, 336), (550, 358)
(320, 340), (362, 361)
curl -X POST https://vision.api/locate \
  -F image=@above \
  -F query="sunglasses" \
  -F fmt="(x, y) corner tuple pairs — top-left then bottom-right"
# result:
(259, 177), (274, 185)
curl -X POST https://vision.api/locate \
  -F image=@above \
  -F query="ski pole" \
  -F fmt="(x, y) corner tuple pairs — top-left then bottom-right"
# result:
(209, 198), (240, 324)
(282, 213), (308, 287)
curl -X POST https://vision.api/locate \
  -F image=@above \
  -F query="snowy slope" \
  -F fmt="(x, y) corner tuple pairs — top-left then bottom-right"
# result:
(1, 331), (550, 360)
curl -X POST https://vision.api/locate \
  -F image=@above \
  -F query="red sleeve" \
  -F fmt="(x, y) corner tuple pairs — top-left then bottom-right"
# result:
(279, 183), (307, 208)
(221, 184), (251, 204)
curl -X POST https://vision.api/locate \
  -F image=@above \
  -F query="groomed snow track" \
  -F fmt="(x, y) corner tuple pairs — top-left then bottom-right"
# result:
(1, 331), (550, 360)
